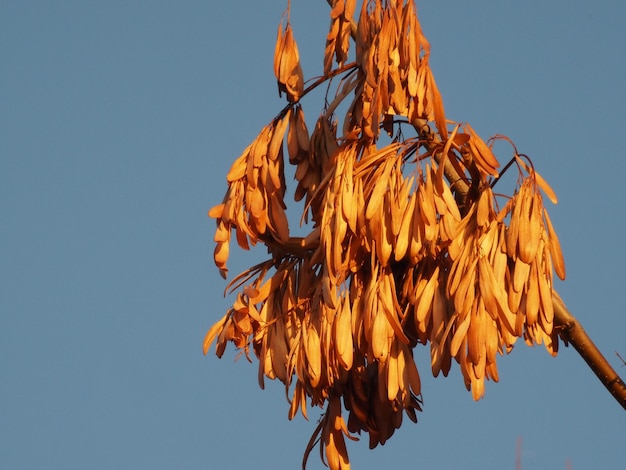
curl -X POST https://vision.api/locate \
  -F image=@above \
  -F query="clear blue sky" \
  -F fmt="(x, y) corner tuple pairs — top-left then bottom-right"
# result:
(2, 1), (625, 469)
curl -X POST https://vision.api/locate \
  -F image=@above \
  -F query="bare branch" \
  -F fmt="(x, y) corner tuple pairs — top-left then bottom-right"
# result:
(552, 292), (626, 410)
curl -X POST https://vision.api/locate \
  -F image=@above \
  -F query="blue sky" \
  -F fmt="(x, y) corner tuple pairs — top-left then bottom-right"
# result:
(2, 1), (625, 469)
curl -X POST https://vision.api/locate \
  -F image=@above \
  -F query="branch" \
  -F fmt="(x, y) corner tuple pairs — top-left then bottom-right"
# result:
(410, 117), (470, 202)
(552, 291), (626, 410)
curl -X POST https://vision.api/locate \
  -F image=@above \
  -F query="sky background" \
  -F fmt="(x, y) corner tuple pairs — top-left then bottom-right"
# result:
(2, 1), (625, 469)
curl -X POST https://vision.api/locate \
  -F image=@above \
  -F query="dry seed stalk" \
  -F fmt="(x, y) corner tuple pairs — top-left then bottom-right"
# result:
(205, 1), (626, 468)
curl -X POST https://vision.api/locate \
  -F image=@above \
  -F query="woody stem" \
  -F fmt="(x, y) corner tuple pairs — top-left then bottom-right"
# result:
(552, 291), (626, 410)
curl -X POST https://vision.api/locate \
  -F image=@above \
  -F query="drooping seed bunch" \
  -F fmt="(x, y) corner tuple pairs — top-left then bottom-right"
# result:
(204, 1), (566, 469)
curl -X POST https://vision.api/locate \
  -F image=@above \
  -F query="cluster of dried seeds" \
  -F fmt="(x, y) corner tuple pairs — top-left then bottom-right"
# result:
(204, 1), (566, 468)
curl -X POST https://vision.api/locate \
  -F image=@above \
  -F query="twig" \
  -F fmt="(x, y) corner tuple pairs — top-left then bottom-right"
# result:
(552, 292), (626, 410)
